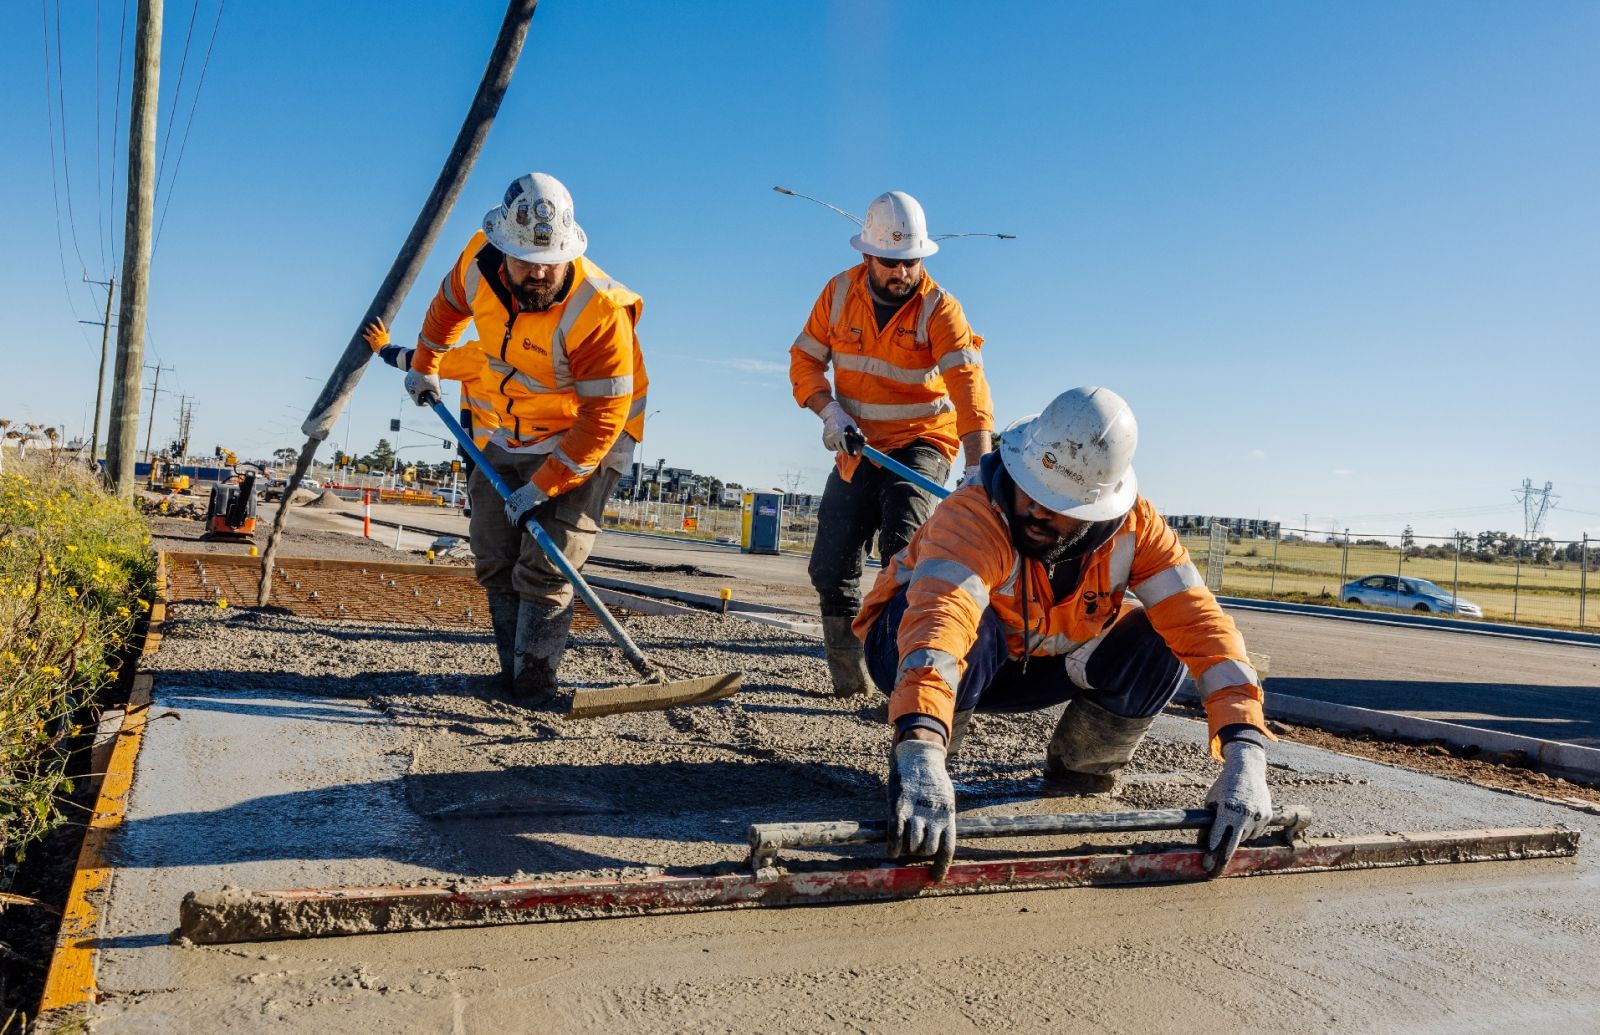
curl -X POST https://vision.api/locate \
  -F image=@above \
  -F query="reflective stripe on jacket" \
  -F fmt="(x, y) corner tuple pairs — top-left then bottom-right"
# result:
(789, 264), (992, 477)
(411, 232), (648, 497)
(852, 488), (1271, 757)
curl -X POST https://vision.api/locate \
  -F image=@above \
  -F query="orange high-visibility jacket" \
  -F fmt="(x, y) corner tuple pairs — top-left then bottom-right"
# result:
(411, 232), (648, 497)
(853, 487), (1270, 756)
(789, 265), (992, 477)
(375, 340), (500, 449)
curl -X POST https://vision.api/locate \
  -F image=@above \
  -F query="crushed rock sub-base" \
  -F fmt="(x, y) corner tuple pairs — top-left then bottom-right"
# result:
(145, 604), (1387, 884)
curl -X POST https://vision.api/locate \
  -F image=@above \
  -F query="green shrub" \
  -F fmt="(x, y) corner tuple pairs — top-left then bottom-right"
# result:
(0, 453), (153, 879)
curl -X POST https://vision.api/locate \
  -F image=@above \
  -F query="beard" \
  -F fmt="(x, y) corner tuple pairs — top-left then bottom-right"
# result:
(1013, 514), (1094, 566)
(867, 264), (920, 301)
(512, 277), (564, 311)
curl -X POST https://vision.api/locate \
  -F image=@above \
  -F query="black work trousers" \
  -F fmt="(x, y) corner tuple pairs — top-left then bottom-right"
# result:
(808, 440), (950, 618)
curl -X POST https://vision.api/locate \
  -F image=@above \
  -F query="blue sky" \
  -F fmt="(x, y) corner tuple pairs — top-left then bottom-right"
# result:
(3, 1), (1596, 541)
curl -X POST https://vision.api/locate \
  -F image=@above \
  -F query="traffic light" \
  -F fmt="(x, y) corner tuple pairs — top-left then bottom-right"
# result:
(390, 418), (401, 432)
(450, 460), (461, 474)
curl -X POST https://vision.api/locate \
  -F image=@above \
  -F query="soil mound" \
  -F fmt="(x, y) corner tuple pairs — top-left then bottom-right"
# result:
(305, 489), (350, 510)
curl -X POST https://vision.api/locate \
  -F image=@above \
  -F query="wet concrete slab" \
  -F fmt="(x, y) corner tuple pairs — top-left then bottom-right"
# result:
(78, 603), (1600, 1033)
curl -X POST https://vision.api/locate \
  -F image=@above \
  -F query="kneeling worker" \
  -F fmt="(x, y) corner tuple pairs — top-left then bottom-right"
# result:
(394, 172), (648, 704)
(855, 387), (1274, 878)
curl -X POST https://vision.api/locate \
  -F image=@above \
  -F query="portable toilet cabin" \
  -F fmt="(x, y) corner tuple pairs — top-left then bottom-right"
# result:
(740, 492), (783, 555)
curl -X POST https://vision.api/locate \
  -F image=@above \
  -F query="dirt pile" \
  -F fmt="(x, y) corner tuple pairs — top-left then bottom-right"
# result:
(305, 490), (351, 509)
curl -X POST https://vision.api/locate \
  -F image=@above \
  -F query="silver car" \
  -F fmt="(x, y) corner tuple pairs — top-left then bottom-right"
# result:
(1340, 575), (1482, 617)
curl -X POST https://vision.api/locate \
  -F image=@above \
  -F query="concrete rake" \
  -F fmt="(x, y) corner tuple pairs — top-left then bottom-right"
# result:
(427, 401), (741, 719)
(175, 804), (1578, 943)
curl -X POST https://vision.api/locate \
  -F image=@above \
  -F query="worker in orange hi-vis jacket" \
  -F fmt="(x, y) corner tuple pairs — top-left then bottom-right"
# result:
(789, 191), (994, 698)
(854, 387), (1275, 880)
(362, 320), (498, 454)
(388, 172), (648, 707)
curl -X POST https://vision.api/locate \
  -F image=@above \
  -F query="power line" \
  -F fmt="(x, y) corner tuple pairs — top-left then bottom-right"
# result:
(108, 0), (129, 270)
(40, 0), (84, 319)
(51, 0), (92, 278)
(153, 0), (201, 203)
(155, 0), (225, 252)
(94, 0), (107, 270)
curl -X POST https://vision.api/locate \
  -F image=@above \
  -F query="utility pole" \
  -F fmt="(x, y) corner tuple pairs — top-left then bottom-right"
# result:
(105, 0), (162, 496)
(141, 363), (166, 477)
(81, 276), (117, 470)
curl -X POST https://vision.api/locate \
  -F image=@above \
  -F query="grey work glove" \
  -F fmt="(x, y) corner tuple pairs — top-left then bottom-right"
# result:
(403, 368), (441, 406)
(1202, 740), (1273, 877)
(887, 738), (956, 880)
(503, 480), (550, 528)
(818, 400), (861, 454)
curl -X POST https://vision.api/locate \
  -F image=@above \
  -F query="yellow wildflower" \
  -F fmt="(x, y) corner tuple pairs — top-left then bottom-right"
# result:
(217, 598), (229, 609)
(117, 605), (131, 617)
(66, 544), (78, 553)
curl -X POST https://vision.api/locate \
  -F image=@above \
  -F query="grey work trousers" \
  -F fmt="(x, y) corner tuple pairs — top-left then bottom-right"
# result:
(467, 442), (621, 606)
(808, 440), (950, 618)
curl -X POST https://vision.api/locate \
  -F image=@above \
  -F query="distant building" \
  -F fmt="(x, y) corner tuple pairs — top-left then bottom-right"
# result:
(1164, 514), (1281, 539)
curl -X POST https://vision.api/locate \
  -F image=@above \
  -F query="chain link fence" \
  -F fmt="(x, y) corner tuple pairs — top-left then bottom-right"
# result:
(1176, 526), (1597, 631)
(603, 497), (821, 554)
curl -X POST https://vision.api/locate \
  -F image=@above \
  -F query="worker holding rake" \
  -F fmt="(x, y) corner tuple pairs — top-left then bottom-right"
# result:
(788, 190), (996, 697)
(384, 172), (649, 706)
(854, 387), (1275, 878)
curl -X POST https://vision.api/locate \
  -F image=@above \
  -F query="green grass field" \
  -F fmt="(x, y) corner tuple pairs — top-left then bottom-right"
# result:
(1180, 534), (1597, 629)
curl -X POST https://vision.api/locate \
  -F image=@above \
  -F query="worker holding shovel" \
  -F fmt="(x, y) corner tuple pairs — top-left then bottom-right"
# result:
(387, 172), (649, 706)
(787, 190), (996, 697)
(854, 387), (1276, 878)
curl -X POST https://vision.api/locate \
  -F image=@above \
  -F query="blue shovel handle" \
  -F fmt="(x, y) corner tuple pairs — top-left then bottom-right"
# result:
(426, 400), (658, 679)
(842, 429), (951, 500)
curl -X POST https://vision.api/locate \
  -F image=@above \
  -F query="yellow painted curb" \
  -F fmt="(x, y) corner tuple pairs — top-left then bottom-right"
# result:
(36, 553), (168, 1020)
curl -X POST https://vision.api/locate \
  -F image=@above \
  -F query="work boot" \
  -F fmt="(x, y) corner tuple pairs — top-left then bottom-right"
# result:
(947, 709), (974, 761)
(485, 592), (520, 693)
(821, 616), (872, 697)
(1042, 698), (1156, 795)
(511, 599), (573, 708)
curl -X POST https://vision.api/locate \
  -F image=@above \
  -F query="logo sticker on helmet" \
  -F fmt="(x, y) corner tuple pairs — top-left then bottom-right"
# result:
(1040, 451), (1058, 469)
(533, 199), (555, 221)
(532, 222), (553, 246)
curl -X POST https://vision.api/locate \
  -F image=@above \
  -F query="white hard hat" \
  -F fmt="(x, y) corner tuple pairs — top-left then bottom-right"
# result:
(999, 387), (1139, 521)
(482, 172), (587, 263)
(850, 191), (939, 260)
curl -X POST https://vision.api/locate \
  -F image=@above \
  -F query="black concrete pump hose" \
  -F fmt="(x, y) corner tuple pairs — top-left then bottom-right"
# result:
(255, 0), (540, 605)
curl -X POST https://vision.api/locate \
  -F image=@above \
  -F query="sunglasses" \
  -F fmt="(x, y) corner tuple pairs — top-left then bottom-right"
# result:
(870, 256), (921, 269)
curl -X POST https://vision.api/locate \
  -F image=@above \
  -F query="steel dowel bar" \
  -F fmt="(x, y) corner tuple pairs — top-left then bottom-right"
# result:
(427, 402), (657, 678)
(749, 806), (1312, 854)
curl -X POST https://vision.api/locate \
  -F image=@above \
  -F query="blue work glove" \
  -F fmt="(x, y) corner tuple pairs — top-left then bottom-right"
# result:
(503, 480), (550, 528)
(403, 368), (441, 406)
(887, 738), (956, 880)
(1202, 740), (1273, 877)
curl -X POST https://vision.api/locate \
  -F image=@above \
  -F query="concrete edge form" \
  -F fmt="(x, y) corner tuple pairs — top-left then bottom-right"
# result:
(1219, 595), (1600, 648)
(174, 826), (1580, 944)
(36, 553), (170, 1021)
(1175, 683), (1600, 783)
